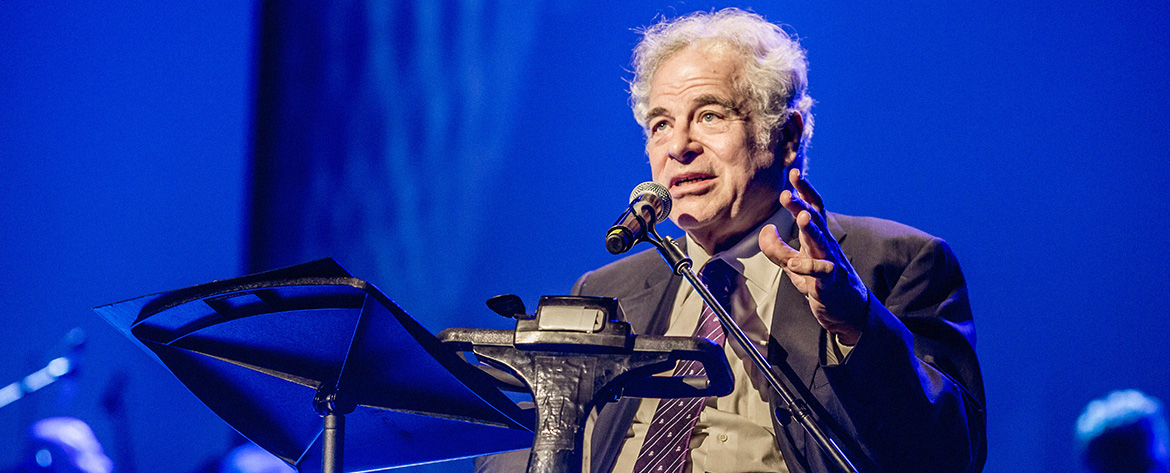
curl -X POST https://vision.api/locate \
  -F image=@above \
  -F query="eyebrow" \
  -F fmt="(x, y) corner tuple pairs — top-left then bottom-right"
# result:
(644, 94), (743, 124)
(645, 107), (670, 124)
(692, 94), (741, 113)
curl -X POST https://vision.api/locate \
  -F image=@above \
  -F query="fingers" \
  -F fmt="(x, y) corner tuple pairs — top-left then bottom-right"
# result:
(796, 209), (830, 259)
(768, 169), (838, 277)
(787, 213), (834, 274)
(780, 168), (832, 260)
(783, 255), (835, 276)
(778, 190), (828, 259)
(760, 224), (834, 276)
(780, 188), (826, 230)
(788, 168), (824, 213)
(779, 189), (802, 219)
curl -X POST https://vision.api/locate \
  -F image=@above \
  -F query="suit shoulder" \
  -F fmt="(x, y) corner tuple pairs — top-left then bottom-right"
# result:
(574, 247), (669, 296)
(588, 246), (664, 276)
(832, 213), (934, 240)
(831, 213), (957, 262)
(830, 213), (967, 319)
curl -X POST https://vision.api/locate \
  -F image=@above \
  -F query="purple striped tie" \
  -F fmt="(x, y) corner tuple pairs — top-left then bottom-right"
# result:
(632, 258), (736, 473)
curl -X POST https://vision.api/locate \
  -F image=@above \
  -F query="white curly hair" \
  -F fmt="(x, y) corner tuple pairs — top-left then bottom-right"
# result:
(629, 8), (814, 170)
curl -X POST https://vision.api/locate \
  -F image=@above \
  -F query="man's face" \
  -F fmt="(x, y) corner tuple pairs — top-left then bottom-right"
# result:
(645, 45), (786, 251)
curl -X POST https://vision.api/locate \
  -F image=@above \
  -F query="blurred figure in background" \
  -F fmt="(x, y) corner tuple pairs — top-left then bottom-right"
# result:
(186, 433), (295, 473)
(6, 417), (113, 473)
(1077, 389), (1170, 473)
(214, 443), (294, 473)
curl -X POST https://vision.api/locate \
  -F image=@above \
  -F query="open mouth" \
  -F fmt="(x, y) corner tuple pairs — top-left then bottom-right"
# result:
(671, 175), (715, 188)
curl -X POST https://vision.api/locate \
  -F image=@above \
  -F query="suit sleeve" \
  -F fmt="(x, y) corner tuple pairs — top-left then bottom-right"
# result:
(810, 236), (986, 473)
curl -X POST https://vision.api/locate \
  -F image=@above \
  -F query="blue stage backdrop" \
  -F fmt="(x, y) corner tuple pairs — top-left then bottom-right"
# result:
(2, 1), (1169, 473)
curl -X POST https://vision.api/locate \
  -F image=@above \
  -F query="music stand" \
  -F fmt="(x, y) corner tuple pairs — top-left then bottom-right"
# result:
(94, 258), (534, 473)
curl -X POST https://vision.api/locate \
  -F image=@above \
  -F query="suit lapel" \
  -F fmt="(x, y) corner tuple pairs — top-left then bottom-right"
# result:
(769, 212), (849, 370)
(767, 213), (848, 464)
(619, 272), (678, 336)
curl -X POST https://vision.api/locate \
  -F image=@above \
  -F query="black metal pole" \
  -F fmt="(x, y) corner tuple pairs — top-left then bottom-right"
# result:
(323, 413), (344, 473)
(314, 383), (354, 473)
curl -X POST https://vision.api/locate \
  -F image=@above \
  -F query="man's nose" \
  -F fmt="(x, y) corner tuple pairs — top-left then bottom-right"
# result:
(667, 124), (703, 162)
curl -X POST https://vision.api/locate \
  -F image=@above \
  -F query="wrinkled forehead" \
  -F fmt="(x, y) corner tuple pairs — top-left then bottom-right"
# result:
(647, 44), (748, 103)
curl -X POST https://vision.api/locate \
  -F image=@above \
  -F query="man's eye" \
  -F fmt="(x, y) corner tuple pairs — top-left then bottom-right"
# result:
(651, 121), (670, 134)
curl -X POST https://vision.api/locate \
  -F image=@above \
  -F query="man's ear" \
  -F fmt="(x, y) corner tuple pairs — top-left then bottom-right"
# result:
(776, 112), (804, 167)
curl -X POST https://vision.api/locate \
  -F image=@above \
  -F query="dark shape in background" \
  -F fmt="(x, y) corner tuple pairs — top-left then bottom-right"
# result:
(248, 0), (540, 334)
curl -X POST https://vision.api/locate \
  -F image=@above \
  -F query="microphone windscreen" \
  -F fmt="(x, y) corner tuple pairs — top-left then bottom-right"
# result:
(629, 181), (672, 223)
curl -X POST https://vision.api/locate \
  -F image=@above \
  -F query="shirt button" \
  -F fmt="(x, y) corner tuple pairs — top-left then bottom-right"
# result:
(717, 433), (728, 442)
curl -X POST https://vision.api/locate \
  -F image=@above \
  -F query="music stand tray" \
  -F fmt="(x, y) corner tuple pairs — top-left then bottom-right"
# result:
(94, 258), (533, 472)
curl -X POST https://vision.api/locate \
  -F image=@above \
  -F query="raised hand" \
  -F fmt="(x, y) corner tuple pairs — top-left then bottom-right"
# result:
(758, 169), (869, 345)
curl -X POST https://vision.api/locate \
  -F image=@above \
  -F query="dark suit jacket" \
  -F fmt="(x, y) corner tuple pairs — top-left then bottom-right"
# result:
(477, 213), (986, 473)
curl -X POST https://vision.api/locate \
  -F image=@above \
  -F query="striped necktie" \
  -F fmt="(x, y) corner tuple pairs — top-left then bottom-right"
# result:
(632, 258), (737, 473)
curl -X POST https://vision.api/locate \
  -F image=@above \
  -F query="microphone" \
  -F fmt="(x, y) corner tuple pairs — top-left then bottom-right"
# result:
(605, 182), (672, 254)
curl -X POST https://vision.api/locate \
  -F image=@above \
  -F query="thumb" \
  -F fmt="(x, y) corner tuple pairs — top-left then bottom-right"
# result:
(759, 224), (798, 266)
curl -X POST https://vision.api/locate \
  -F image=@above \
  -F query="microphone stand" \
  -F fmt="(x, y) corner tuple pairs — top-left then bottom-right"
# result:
(632, 212), (860, 473)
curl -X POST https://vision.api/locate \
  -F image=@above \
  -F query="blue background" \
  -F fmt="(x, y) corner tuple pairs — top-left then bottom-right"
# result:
(2, 1), (1168, 472)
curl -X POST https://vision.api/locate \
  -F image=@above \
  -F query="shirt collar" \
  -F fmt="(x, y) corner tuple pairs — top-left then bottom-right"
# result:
(685, 208), (795, 295)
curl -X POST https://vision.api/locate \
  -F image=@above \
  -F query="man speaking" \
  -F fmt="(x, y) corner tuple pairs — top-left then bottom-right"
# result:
(479, 8), (985, 473)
